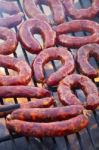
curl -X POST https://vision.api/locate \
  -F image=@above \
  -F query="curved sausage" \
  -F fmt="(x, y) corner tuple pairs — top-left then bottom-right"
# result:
(58, 74), (99, 110)
(6, 114), (89, 137)
(23, 0), (64, 25)
(0, 86), (50, 98)
(0, 27), (18, 55)
(0, 55), (32, 85)
(62, 0), (99, 19)
(0, 0), (23, 28)
(54, 20), (99, 48)
(33, 47), (75, 86)
(77, 44), (99, 78)
(0, 12), (23, 28)
(11, 105), (85, 122)
(0, 0), (20, 14)
(19, 19), (56, 54)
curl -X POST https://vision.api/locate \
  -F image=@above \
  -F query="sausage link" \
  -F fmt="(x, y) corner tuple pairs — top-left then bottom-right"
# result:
(0, 0), (23, 28)
(0, 55), (32, 85)
(0, 97), (54, 117)
(54, 20), (99, 48)
(23, 0), (64, 25)
(11, 105), (84, 122)
(58, 74), (99, 110)
(6, 114), (89, 137)
(19, 19), (56, 54)
(77, 43), (99, 78)
(62, 0), (99, 19)
(20, 97), (54, 108)
(0, 27), (18, 55)
(0, 86), (50, 98)
(33, 47), (75, 86)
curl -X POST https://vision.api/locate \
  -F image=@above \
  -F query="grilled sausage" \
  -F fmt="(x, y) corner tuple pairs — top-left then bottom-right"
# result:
(54, 20), (99, 48)
(0, 0), (20, 14)
(0, 0), (23, 28)
(20, 97), (54, 108)
(77, 44), (99, 78)
(62, 0), (99, 19)
(23, 0), (64, 25)
(0, 97), (54, 117)
(0, 13), (23, 28)
(11, 105), (85, 122)
(0, 86), (50, 98)
(33, 47), (75, 86)
(0, 55), (32, 85)
(0, 27), (18, 55)
(6, 114), (89, 137)
(19, 19), (56, 54)
(58, 74), (99, 110)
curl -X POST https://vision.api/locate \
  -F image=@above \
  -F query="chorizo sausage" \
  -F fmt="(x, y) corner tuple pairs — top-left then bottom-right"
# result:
(0, 86), (50, 98)
(19, 19), (56, 54)
(0, 97), (54, 117)
(77, 44), (99, 78)
(54, 20), (99, 48)
(11, 105), (85, 122)
(0, 0), (23, 28)
(0, 55), (32, 85)
(0, 27), (18, 55)
(20, 97), (54, 108)
(33, 47), (75, 86)
(6, 114), (89, 137)
(0, 12), (23, 28)
(58, 74), (99, 110)
(62, 0), (99, 19)
(23, 0), (64, 25)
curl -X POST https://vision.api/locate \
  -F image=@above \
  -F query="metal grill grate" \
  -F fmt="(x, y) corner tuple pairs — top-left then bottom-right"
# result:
(0, 0), (99, 150)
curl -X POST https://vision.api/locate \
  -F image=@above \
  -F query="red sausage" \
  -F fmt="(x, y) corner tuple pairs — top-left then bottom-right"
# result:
(0, 0), (20, 14)
(19, 19), (56, 54)
(33, 47), (75, 86)
(11, 105), (85, 122)
(0, 27), (18, 55)
(0, 86), (50, 98)
(62, 0), (99, 19)
(0, 0), (23, 28)
(23, 0), (64, 25)
(58, 74), (99, 110)
(77, 44), (99, 78)
(0, 12), (23, 28)
(6, 114), (89, 137)
(20, 97), (54, 108)
(54, 20), (99, 48)
(0, 55), (32, 85)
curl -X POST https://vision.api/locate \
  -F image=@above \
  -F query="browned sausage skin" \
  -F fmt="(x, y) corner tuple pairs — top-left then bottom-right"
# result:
(0, 55), (32, 85)
(33, 47), (75, 86)
(19, 19), (56, 54)
(54, 20), (99, 48)
(0, 0), (20, 14)
(62, 0), (99, 19)
(0, 86), (50, 98)
(6, 114), (89, 137)
(23, 0), (64, 25)
(58, 74), (99, 110)
(0, 13), (23, 28)
(77, 44), (99, 78)
(0, 1), (23, 28)
(11, 105), (85, 122)
(0, 27), (18, 55)
(20, 97), (54, 108)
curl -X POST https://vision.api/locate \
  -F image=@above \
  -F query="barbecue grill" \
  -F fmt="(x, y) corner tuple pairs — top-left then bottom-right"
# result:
(0, 0), (99, 149)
